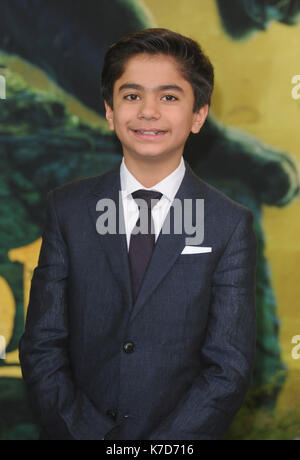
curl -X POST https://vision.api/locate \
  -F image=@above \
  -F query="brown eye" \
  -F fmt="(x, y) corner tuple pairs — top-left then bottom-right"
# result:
(124, 94), (140, 101)
(161, 95), (178, 102)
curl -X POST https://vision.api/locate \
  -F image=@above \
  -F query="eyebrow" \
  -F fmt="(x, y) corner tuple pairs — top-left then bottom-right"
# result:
(118, 83), (184, 94)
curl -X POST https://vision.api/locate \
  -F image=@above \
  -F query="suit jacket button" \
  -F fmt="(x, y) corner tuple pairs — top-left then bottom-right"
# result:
(123, 341), (135, 353)
(106, 410), (117, 421)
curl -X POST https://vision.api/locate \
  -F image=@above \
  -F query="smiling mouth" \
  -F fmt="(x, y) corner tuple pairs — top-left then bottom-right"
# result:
(132, 129), (168, 136)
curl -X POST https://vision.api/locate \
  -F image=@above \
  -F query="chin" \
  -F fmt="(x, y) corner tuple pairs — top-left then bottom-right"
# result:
(132, 149), (165, 159)
(137, 153), (165, 161)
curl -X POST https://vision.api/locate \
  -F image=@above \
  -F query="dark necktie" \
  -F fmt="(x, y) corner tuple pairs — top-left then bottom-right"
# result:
(128, 189), (163, 303)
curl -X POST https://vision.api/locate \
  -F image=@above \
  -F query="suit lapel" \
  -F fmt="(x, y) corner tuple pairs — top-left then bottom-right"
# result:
(85, 159), (208, 322)
(86, 160), (133, 309)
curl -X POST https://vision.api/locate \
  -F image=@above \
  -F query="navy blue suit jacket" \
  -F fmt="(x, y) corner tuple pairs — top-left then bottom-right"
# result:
(19, 159), (257, 440)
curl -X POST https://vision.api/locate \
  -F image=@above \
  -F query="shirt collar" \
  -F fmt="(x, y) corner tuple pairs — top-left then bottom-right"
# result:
(120, 156), (186, 203)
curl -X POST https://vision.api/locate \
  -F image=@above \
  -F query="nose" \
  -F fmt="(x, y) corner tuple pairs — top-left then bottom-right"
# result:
(137, 96), (161, 120)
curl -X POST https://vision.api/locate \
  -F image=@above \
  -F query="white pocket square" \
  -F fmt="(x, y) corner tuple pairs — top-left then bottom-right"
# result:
(181, 246), (212, 254)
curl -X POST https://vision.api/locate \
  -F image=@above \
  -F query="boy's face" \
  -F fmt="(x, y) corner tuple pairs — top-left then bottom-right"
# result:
(105, 53), (208, 163)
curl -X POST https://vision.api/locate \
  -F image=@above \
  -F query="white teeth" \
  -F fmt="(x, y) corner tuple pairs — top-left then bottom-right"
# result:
(136, 130), (165, 135)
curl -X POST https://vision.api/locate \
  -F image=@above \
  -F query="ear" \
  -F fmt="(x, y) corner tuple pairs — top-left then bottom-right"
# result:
(104, 101), (115, 131)
(191, 104), (209, 134)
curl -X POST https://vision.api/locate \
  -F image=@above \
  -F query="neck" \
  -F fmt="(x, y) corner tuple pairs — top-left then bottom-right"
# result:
(123, 154), (182, 188)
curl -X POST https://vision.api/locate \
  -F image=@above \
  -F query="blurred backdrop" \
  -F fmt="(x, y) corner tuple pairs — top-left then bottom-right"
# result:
(0, 0), (300, 440)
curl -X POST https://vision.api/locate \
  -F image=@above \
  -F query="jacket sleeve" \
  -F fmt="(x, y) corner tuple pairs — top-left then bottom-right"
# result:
(19, 190), (117, 440)
(147, 210), (258, 440)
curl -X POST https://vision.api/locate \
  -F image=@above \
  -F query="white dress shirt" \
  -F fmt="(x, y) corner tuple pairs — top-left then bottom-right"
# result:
(120, 157), (186, 252)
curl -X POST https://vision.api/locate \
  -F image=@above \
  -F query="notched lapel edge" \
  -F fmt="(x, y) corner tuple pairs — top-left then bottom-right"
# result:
(85, 161), (133, 308)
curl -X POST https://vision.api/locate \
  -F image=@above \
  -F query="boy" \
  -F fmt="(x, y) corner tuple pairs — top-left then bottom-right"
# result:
(19, 28), (257, 440)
